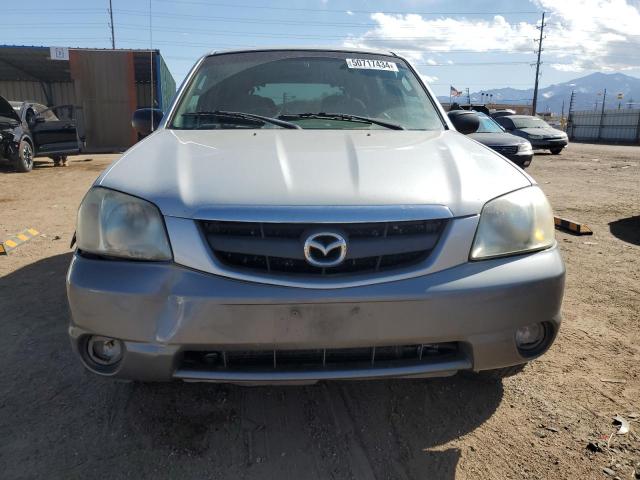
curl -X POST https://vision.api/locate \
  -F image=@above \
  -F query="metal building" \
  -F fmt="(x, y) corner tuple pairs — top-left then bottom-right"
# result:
(0, 46), (176, 152)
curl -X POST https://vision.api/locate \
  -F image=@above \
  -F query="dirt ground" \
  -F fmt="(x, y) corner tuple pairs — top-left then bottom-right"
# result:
(0, 144), (639, 480)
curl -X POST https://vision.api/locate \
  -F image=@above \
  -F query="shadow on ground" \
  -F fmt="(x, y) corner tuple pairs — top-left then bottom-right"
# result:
(0, 253), (503, 479)
(609, 216), (640, 246)
(0, 159), (57, 173)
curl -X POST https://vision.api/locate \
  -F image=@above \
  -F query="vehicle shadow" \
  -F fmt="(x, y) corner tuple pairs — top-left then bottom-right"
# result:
(0, 253), (503, 480)
(609, 216), (640, 246)
(0, 159), (55, 173)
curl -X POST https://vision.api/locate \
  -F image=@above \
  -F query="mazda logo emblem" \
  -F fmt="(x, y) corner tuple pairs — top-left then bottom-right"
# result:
(303, 232), (347, 267)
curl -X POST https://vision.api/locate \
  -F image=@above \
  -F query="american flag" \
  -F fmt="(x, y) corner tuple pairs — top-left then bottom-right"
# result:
(450, 86), (462, 97)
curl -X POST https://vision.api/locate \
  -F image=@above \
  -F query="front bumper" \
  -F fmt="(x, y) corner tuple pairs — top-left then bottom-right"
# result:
(530, 138), (568, 149)
(67, 246), (565, 383)
(503, 152), (533, 168)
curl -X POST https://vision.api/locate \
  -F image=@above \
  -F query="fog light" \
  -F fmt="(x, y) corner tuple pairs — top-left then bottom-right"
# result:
(87, 336), (123, 366)
(515, 323), (548, 355)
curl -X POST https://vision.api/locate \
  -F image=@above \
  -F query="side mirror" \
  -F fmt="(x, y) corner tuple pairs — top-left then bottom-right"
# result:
(35, 116), (46, 124)
(132, 108), (164, 136)
(447, 110), (480, 135)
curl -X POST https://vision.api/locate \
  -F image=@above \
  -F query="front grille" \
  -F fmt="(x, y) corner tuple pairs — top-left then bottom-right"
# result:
(200, 219), (447, 276)
(490, 145), (519, 155)
(181, 343), (460, 372)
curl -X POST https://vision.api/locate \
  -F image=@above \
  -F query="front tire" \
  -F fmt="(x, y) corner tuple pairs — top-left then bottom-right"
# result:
(550, 148), (563, 155)
(14, 139), (34, 172)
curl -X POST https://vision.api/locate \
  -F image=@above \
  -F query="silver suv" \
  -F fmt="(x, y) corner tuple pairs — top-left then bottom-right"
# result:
(67, 49), (565, 384)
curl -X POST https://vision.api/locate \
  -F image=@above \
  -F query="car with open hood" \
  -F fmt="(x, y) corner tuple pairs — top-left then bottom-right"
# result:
(0, 95), (81, 172)
(494, 114), (568, 154)
(67, 48), (565, 384)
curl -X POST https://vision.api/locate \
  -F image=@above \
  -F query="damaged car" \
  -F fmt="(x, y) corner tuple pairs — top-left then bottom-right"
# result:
(68, 48), (565, 384)
(0, 95), (81, 172)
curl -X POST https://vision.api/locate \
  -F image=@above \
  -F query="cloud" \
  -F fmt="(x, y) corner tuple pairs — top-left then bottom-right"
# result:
(420, 74), (439, 83)
(343, 14), (537, 64)
(343, 0), (640, 72)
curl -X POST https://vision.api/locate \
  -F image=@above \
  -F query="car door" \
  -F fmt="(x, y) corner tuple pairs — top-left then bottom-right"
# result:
(29, 105), (80, 156)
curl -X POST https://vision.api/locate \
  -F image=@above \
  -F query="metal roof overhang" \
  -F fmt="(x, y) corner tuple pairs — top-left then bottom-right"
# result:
(0, 46), (72, 82)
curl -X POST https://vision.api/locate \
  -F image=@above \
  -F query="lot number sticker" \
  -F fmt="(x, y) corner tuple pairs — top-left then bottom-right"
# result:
(346, 58), (398, 72)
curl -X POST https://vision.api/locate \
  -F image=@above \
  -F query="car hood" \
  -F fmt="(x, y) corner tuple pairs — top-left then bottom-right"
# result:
(468, 132), (527, 146)
(517, 127), (566, 138)
(0, 96), (20, 123)
(98, 129), (532, 218)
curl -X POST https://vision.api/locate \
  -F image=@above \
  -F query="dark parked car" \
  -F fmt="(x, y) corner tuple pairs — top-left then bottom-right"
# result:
(449, 111), (533, 168)
(494, 115), (568, 155)
(0, 95), (81, 172)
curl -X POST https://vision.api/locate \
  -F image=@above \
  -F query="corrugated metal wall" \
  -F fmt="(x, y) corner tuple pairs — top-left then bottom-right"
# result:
(158, 54), (176, 111)
(133, 52), (176, 111)
(136, 83), (152, 109)
(0, 80), (76, 105)
(69, 50), (137, 152)
(569, 109), (640, 143)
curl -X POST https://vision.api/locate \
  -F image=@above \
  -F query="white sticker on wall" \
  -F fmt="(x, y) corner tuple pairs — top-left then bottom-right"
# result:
(346, 58), (398, 72)
(50, 47), (69, 61)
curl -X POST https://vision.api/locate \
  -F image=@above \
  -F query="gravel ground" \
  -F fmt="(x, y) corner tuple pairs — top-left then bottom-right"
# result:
(0, 144), (638, 479)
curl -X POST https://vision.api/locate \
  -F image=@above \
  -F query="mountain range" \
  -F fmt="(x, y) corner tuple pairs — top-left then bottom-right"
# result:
(437, 72), (640, 114)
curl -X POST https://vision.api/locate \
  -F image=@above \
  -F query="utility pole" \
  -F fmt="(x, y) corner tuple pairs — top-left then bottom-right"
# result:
(566, 90), (575, 138)
(531, 11), (546, 116)
(597, 88), (607, 141)
(108, 0), (115, 49)
(466, 88), (470, 105)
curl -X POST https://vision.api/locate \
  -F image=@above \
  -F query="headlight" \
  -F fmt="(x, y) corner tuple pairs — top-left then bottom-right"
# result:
(77, 187), (172, 260)
(471, 186), (555, 260)
(518, 142), (533, 153)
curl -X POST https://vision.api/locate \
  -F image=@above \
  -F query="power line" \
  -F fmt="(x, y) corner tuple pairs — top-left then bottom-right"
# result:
(152, 0), (542, 16)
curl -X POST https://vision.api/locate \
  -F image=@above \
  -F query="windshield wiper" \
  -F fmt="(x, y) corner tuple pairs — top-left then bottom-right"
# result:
(183, 110), (301, 129)
(278, 112), (404, 130)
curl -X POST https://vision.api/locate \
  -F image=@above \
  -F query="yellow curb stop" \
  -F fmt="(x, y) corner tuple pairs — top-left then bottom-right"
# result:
(0, 228), (40, 255)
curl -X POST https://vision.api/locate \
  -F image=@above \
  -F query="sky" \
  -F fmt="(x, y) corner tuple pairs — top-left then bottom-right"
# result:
(2, 0), (640, 98)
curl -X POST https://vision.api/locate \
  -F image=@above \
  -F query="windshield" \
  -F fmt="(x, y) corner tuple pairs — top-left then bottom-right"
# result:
(475, 112), (504, 133)
(170, 51), (443, 130)
(511, 117), (550, 129)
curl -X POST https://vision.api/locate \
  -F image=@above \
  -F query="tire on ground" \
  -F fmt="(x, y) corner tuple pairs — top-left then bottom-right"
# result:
(14, 139), (34, 173)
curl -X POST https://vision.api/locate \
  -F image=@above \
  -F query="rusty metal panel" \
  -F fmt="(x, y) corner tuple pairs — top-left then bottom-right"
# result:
(69, 50), (137, 152)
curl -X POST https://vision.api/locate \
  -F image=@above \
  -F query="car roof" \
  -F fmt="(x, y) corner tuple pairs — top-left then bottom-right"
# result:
(206, 46), (397, 58)
(507, 115), (538, 119)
